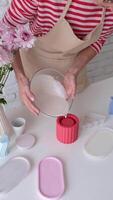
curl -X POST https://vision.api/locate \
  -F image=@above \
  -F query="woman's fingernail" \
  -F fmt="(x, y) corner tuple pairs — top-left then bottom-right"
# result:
(35, 112), (39, 116)
(37, 110), (40, 114)
(31, 97), (34, 101)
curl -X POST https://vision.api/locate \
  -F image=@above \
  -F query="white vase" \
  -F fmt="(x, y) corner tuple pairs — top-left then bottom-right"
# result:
(0, 105), (14, 139)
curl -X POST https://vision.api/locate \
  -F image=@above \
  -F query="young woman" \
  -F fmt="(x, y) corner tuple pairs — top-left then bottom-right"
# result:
(2, 0), (113, 115)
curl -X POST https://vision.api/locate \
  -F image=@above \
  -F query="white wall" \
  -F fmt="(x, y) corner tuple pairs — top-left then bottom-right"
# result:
(0, 0), (9, 18)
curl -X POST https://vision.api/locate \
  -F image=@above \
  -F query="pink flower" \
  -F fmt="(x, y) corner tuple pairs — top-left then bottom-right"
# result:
(0, 22), (36, 65)
(14, 25), (36, 49)
(2, 30), (15, 51)
(0, 21), (8, 36)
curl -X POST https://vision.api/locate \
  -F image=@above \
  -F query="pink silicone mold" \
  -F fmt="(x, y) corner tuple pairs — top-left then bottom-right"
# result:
(38, 157), (65, 199)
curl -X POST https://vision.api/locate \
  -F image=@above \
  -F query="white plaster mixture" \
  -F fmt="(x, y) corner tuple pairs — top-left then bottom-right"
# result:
(31, 74), (70, 116)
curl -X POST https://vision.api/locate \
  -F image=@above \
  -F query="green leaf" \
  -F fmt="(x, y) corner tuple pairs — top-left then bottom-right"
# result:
(0, 63), (14, 104)
(0, 84), (4, 87)
(0, 98), (7, 105)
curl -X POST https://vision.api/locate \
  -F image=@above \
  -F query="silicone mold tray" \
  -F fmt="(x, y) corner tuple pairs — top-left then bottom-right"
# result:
(38, 157), (65, 199)
(84, 128), (113, 159)
(0, 156), (30, 195)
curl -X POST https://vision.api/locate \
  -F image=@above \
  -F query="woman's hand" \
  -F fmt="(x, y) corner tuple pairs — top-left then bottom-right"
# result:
(63, 72), (77, 100)
(18, 76), (40, 115)
(63, 46), (97, 99)
(12, 51), (39, 115)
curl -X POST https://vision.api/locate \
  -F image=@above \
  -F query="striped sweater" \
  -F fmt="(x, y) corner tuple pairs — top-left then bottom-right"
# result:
(3, 0), (113, 53)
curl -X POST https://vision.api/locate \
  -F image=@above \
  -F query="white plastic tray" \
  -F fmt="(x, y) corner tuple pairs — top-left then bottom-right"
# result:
(0, 156), (31, 194)
(84, 128), (113, 159)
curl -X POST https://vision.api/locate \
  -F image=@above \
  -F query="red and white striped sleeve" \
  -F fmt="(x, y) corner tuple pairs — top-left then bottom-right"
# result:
(2, 0), (113, 54)
(90, 17), (113, 53)
(90, 29), (113, 53)
(2, 0), (38, 27)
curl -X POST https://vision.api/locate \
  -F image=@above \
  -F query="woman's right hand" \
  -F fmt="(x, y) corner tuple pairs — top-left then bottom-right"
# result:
(64, 71), (77, 99)
(18, 76), (40, 115)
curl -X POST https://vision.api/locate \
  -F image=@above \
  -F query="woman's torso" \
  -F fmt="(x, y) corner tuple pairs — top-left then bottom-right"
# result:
(5, 0), (113, 53)
(30, 0), (113, 38)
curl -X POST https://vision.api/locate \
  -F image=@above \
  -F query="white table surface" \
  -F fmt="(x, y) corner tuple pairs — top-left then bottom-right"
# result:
(1, 77), (113, 200)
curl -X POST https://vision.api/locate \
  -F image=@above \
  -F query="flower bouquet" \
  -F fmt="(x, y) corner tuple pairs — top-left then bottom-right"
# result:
(0, 21), (36, 104)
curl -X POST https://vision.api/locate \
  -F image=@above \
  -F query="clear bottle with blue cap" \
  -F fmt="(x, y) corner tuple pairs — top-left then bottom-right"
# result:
(0, 105), (14, 158)
(0, 134), (9, 158)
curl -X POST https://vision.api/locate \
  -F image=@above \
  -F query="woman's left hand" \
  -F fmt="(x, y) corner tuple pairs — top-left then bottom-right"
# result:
(63, 72), (77, 100)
